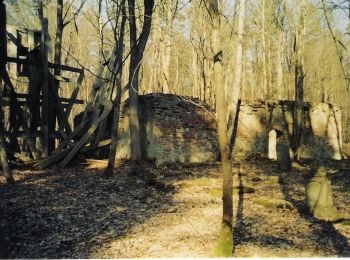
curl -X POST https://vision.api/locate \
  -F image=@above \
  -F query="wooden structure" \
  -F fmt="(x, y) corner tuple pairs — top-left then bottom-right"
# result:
(1, 2), (124, 171)
(1, 9), (85, 166)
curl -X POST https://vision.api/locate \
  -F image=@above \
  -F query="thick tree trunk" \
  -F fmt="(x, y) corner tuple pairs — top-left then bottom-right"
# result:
(0, 77), (13, 184)
(0, 1), (14, 184)
(128, 0), (154, 162)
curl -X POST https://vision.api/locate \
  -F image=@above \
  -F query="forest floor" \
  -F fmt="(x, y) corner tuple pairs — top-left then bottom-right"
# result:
(0, 156), (350, 258)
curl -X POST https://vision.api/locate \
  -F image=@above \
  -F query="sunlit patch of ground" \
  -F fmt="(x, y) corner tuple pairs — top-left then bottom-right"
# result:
(0, 158), (349, 258)
(81, 159), (108, 170)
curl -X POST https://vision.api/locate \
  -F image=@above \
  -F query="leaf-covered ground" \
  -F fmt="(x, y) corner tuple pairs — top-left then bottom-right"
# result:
(0, 157), (349, 258)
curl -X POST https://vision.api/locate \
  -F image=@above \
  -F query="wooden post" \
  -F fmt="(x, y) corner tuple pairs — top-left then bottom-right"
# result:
(41, 18), (50, 158)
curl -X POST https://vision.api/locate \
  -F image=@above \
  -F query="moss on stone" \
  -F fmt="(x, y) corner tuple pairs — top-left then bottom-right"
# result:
(181, 178), (213, 188)
(268, 176), (280, 184)
(208, 186), (255, 198)
(214, 223), (233, 257)
(337, 219), (350, 226)
(252, 198), (276, 208)
(209, 188), (222, 198)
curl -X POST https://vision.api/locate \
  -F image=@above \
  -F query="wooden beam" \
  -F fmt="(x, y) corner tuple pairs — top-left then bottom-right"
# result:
(49, 75), (72, 134)
(53, 75), (70, 82)
(41, 18), (49, 158)
(2, 99), (83, 107)
(6, 149), (32, 163)
(65, 71), (84, 118)
(34, 147), (71, 169)
(2, 69), (40, 160)
(4, 131), (61, 138)
(3, 93), (84, 104)
(6, 57), (83, 74)
(81, 139), (111, 153)
(59, 108), (111, 167)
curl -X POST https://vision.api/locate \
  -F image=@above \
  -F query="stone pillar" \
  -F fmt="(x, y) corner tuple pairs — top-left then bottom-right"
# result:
(309, 103), (329, 136)
(327, 107), (342, 160)
(276, 133), (291, 171)
(305, 167), (336, 219)
(268, 130), (277, 160)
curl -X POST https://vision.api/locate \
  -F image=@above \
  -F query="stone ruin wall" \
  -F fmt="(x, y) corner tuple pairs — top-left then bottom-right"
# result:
(115, 94), (343, 165)
(116, 94), (219, 165)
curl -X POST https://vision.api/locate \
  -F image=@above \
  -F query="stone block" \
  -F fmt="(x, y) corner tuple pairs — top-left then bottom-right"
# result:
(305, 167), (336, 219)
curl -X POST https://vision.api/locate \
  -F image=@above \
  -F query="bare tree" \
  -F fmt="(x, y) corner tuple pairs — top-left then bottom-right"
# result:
(207, 0), (233, 256)
(227, 0), (246, 153)
(55, 0), (87, 72)
(104, 0), (126, 176)
(128, 0), (154, 161)
(321, 0), (350, 93)
(292, 0), (306, 160)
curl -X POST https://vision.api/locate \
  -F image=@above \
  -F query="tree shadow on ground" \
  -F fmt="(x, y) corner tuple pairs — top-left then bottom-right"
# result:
(0, 162), (219, 258)
(230, 156), (350, 257)
(231, 157), (295, 255)
(278, 166), (350, 256)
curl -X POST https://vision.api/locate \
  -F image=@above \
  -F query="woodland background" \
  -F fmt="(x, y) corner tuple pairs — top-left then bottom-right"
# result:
(5, 0), (350, 143)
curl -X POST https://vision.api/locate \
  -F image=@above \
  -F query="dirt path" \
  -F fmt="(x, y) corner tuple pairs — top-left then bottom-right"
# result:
(0, 158), (349, 258)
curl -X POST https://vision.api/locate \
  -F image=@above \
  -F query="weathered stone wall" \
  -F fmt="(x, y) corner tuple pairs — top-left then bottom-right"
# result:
(116, 94), (219, 164)
(115, 94), (343, 164)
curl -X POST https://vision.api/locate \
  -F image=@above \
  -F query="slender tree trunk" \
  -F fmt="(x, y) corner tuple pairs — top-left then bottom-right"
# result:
(152, 7), (161, 92)
(37, 1), (44, 22)
(128, 0), (154, 162)
(208, 0), (233, 256)
(276, 30), (284, 100)
(321, 0), (349, 93)
(160, 0), (172, 94)
(175, 47), (179, 94)
(104, 0), (126, 176)
(54, 0), (63, 75)
(97, 0), (104, 64)
(227, 0), (246, 153)
(293, 0), (306, 160)
(191, 44), (199, 98)
(262, 0), (268, 99)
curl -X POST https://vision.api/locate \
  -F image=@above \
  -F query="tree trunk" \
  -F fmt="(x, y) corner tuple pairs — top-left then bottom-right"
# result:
(227, 0), (246, 154)
(191, 44), (199, 98)
(262, 0), (268, 99)
(0, 76), (13, 184)
(160, 0), (172, 94)
(321, 0), (349, 93)
(293, 0), (306, 160)
(54, 0), (63, 75)
(128, 0), (154, 162)
(276, 30), (284, 100)
(208, 0), (233, 256)
(104, 0), (127, 176)
(0, 1), (14, 184)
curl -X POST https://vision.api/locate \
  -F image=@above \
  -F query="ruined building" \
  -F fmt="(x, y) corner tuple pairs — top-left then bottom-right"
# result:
(114, 94), (343, 165)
